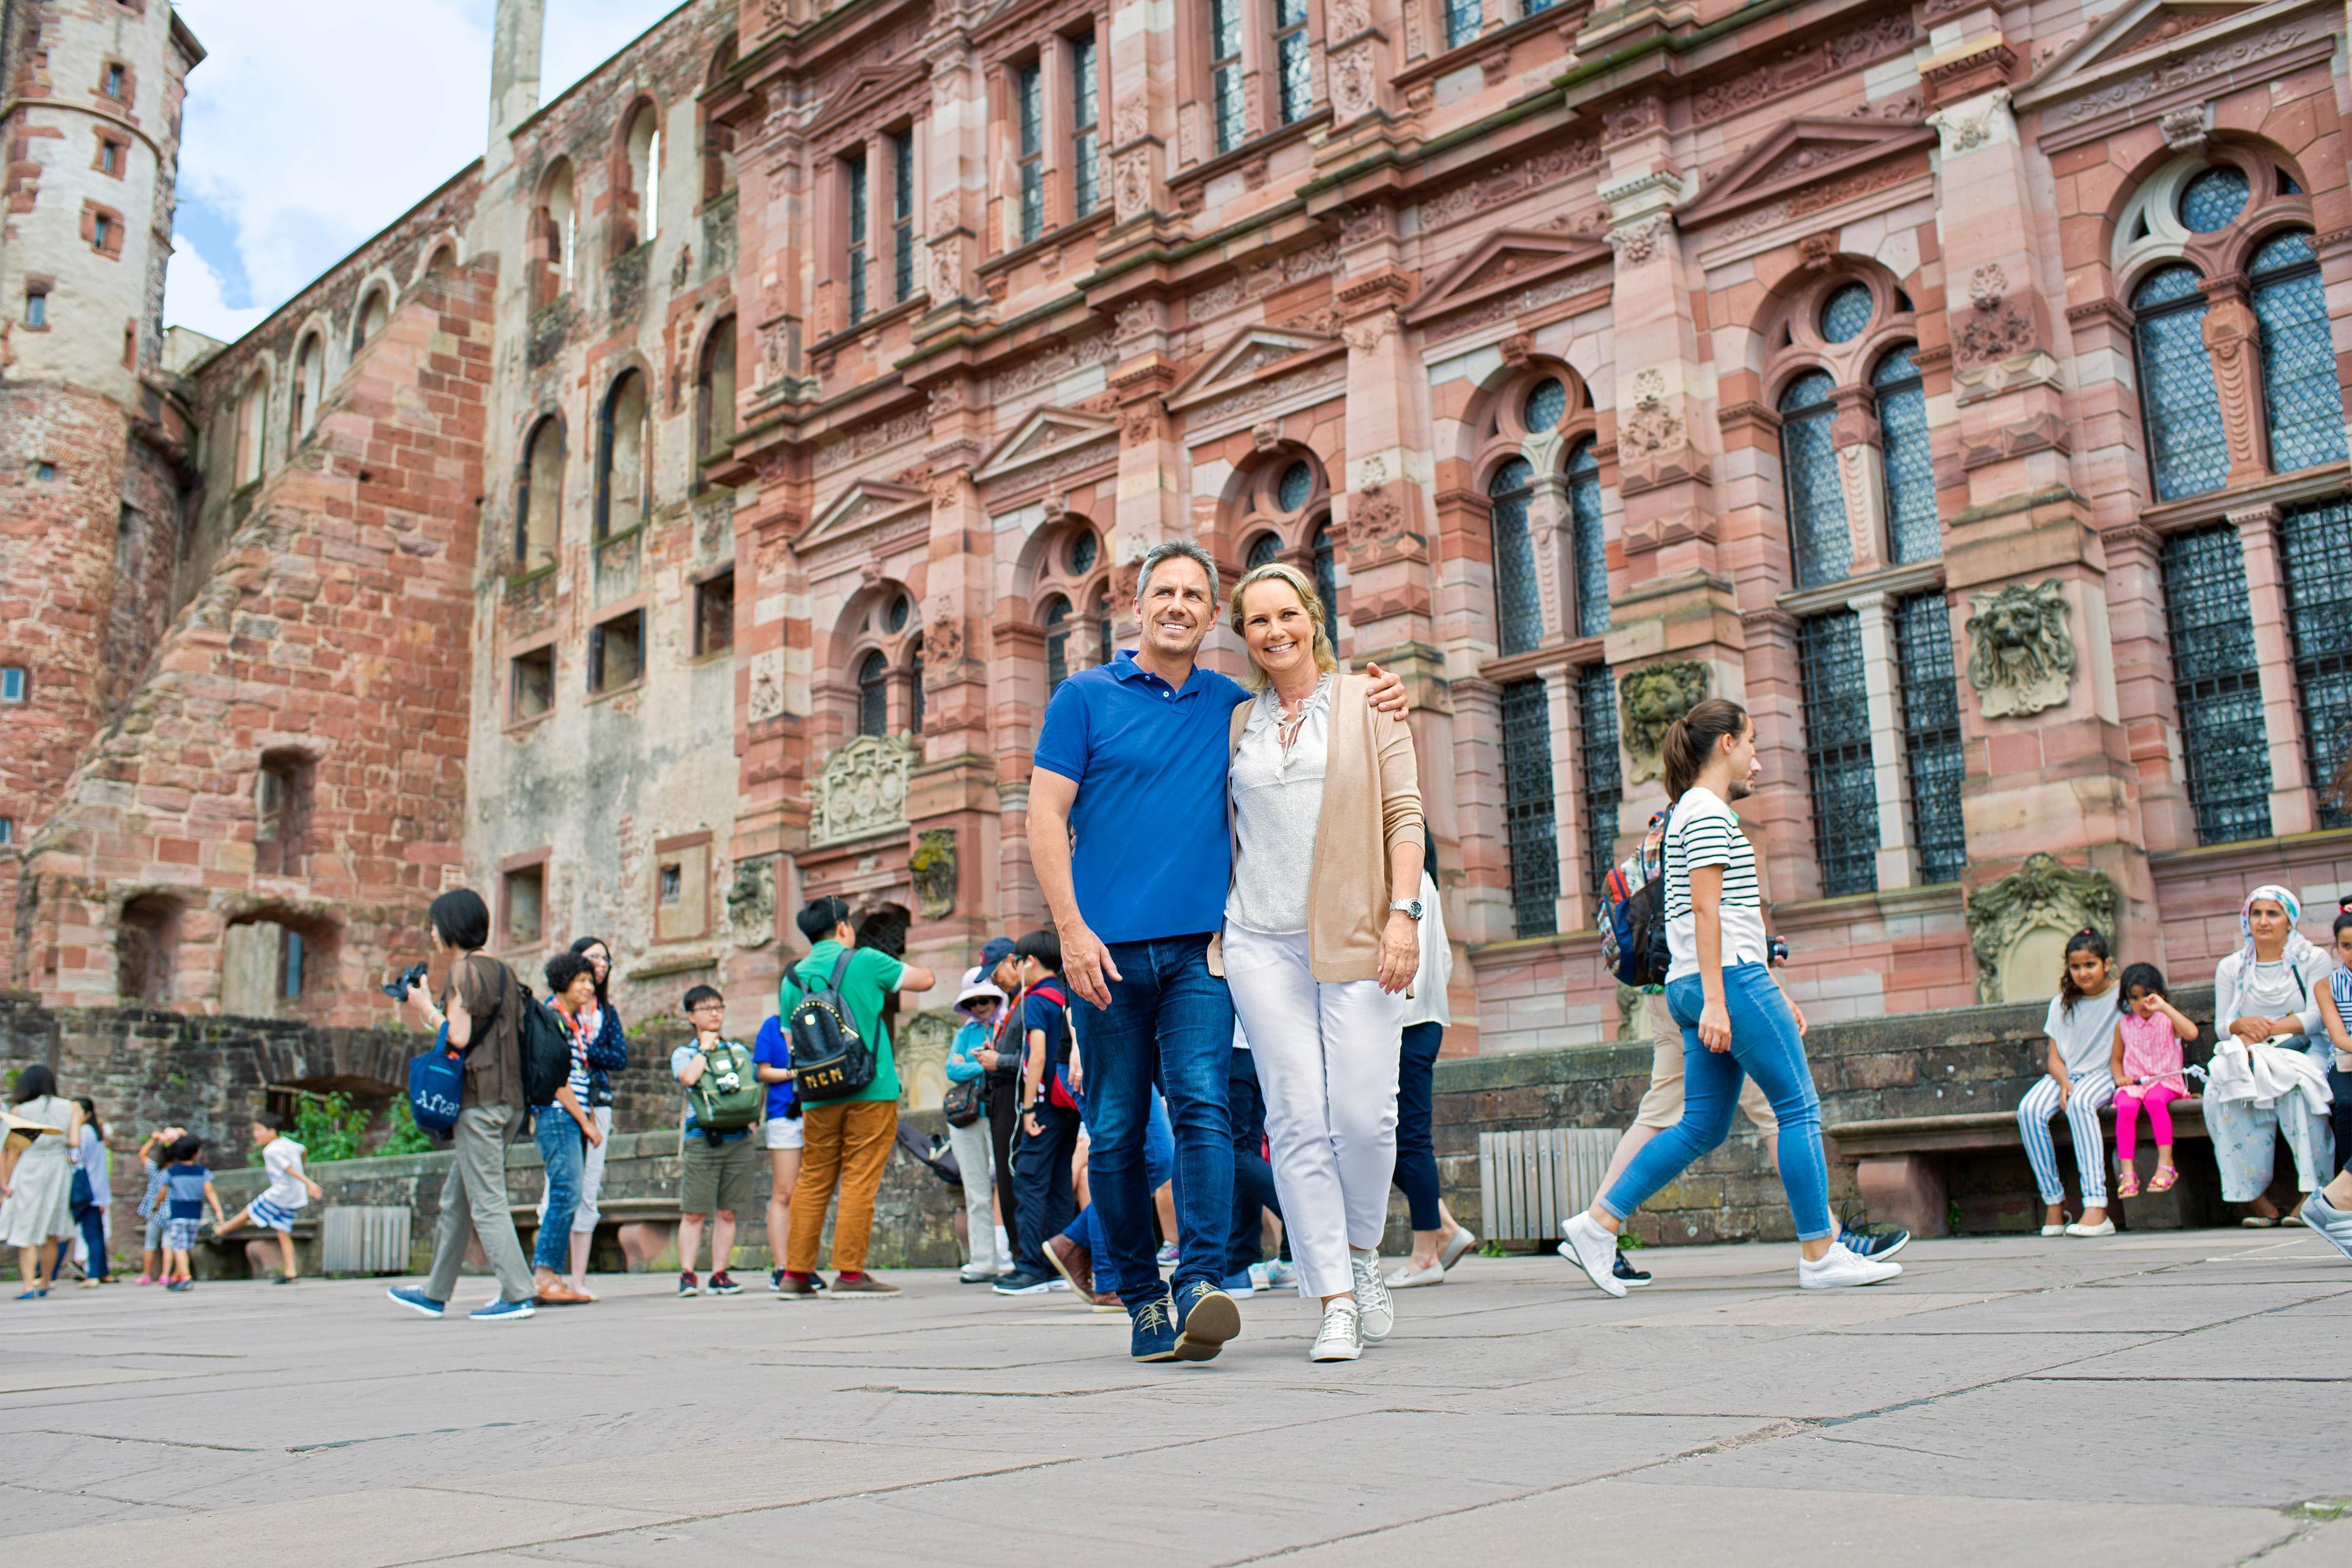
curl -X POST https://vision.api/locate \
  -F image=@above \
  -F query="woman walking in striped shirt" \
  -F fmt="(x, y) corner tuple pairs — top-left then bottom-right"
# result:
(1559, 699), (1901, 1294)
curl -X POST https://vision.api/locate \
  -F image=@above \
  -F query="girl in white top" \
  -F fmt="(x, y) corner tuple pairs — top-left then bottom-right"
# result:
(2016, 929), (2123, 1237)
(2206, 883), (2335, 1223)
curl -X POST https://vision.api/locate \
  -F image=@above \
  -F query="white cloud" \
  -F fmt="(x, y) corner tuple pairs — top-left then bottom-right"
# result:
(163, 1), (679, 341)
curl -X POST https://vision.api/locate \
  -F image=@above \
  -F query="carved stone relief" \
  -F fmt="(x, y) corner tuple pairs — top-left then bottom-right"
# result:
(1964, 579), (2076, 718)
(726, 854), (777, 948)
(748, 647), (787, 725)
(1619, 662), (1712, 784)
(910, 829), (957, 920)
(1965, 851), (2117, 1005)
(809, 734), (919, 846)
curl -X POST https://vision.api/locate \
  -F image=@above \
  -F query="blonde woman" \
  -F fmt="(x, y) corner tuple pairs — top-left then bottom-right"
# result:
(1210, 563), (1424, 1363)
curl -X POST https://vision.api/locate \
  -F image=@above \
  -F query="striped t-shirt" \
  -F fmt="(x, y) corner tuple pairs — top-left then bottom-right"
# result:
(1662, 785), (1769, 983)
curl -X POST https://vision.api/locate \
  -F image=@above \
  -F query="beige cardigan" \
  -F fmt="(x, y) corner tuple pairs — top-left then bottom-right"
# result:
(1209, 670), (1425, 984)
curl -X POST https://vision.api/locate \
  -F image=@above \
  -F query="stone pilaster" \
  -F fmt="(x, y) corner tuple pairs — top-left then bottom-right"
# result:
(2230, 503), (2316, 837)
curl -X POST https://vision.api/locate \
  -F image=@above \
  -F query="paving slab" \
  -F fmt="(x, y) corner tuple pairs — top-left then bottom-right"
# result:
(1, 1231), (2343, 1564)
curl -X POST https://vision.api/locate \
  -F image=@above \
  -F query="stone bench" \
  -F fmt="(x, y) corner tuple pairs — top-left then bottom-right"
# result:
(1826, 1101), (2209, 1236)
(509, 1197), (681, 1272)
(203, 1213), (320, 1278)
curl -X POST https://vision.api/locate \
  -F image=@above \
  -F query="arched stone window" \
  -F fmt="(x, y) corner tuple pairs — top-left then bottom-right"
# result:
(1488, 457), (1541, 656)
(696, 315), (737, 485)
(597, 369), (649, 538)
(1042, 595), (1072, 690)
(701, 42), (738, 203)
(1778, 371), (1847, 586)
(1227, 450), (1335, 648)
(291, 333), (323, 440)
(619, 102), (662, 252)
(1311, 524), (1339, 650)
(1872, 345), (1937, 565)
(856, 650), (889, 736)
(233, 369), (267, 487)
(1245, 532), (1281, 568)
(2248, 231), (2346, 474)
(1566, 437), (1607, 638)
(533, 160), (576, 309)
(517, 417), (562, 569)
(2133, 265), (2228, 502)
(352, 286), (388, 354)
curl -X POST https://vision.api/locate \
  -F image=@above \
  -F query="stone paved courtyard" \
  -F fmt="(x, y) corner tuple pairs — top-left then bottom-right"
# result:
(4, 1230), (2349, 1565)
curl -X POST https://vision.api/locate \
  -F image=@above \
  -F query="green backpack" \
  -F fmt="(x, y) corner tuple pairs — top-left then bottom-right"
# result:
(686, 1039), (763, 1137)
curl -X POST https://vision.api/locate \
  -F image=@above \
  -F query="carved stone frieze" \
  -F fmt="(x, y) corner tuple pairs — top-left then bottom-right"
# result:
(809, 733), (919, 846)
(1693, 15), (1916, 124)
(2060, 23), (2310, 124)
(1412, 141), (1602, 233)
(1964, 579), (2076, 718)
(1965, 852), (2117, 1005)
(813, 410), (928, 475)
(1188, 243), (1340, 323)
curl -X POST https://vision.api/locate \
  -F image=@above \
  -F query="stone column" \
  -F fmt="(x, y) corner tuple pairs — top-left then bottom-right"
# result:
(2231, 502), (2316, 837)
(1851, 592), (1917, 892)
(916, 34), (987, 343)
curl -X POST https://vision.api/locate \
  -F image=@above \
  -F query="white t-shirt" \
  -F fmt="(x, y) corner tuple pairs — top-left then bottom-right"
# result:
(260, 1137), (310, 1210)
(1663, 786), (1769, 984)
(2043, 989), (2122, 1079)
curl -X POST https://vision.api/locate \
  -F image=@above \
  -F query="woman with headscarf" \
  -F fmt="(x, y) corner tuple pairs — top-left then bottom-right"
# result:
(2206, 884), (2336, 1225)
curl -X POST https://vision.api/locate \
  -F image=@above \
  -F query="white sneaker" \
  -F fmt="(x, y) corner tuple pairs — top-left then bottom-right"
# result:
(1796, 1242), (1902, 1289)
(1349, 1249), (1394, 1343)
(1559, 1213), (1628, 1299)
(2302, 1191), (2352, 1262)
(1310, 1300), (1362, 1362)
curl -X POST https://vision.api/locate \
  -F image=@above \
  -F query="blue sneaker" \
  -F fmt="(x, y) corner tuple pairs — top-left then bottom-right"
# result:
(2305, 1191), (2352, 1264)
(386, 1286), (445, 1317)
(1129, 1289), (1178, 1362)
(1218, 1268), (1258, 1297)
(1172, 1278), (1240, 1362)
(467, 1297), (535, 1322)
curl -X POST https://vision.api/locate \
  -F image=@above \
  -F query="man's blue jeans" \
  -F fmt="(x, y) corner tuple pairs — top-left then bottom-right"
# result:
(533, 1110), (584, 1271)
(1076, 935), (1234, 1306)
(1600, 963), (1833, 1242)
(1073, 1092), (1174, 1296)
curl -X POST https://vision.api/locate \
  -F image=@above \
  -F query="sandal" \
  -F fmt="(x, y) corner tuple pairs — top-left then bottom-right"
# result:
(2147, 1167), (2178, 1194)
(2115, 1171), (2139, 1199)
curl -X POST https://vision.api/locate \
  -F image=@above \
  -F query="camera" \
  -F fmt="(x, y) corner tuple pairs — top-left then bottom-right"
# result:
(1768, 936), (1790, 965)
(383, 960), (428, 1001)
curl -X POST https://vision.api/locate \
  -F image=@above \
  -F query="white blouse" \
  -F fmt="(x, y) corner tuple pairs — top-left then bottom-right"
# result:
(1226, 675), (1332, 937)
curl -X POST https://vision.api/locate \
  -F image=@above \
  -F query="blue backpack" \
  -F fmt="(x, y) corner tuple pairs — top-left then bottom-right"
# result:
(1598, 807), (1675, 989)
(407, 1022), (464, 1135)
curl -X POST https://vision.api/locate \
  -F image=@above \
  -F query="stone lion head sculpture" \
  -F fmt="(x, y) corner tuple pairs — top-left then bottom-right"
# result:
(1964, 579), (2076, 719)
(1619, 660), (1711, 782)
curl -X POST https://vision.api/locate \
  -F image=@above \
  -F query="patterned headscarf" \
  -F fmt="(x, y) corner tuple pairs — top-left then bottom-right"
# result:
(2240, 883), (2320, 970)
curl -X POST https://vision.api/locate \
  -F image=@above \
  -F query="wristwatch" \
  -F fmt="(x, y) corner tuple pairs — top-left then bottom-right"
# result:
(1390, 899), (1423, 921)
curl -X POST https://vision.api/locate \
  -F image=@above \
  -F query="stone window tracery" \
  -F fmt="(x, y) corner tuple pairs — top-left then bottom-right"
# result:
(1031, 519), (1115, 693)
(2248, 232), (2346, 475)
(2132, 265), (2228, 502)
(1229, 450), (1336, 649)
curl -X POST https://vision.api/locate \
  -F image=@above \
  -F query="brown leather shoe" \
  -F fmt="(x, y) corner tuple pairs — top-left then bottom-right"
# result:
(1045, 1234), (1094, 1296)
(533, 1280), (592, 1306)
(1090, 1291), (1124, 1312)
(829, 1272), (900, 1295)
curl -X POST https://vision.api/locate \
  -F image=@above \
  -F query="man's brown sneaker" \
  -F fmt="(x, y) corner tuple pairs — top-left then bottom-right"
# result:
(829, 1271), (900, 1295)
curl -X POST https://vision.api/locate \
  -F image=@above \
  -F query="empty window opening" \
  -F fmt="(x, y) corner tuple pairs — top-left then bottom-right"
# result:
(518, 417), (563, 567)
(254, 752), (312, 877)
(597, 371), (649, 537)
(117, 896), (181, 1005)
(24, 288), (45, 328)
(695, 572), (735, 657)
(352, 288), (388, 353)
(503, 864), (546, 947)
(653, 839), (710, 943)
(589, 610), (645, 693)
(624, 104), (661, 250)
(292, 334), (323, 437)
(695, 318), (737, 480)
(511, 645), (556, 722)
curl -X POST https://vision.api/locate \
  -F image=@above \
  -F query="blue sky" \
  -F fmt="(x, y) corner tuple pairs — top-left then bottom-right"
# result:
(164, 1), (682, 342)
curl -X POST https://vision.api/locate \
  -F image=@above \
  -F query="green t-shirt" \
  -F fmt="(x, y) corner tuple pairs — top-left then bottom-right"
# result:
(780, 940), (905, 1104)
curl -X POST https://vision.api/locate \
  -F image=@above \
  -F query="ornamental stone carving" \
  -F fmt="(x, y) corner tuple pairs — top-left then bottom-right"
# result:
(725, 854), (777, 948)
(809, 733), (918, 846)
(1607, 215), (1672, 266)
(1113, 149), (1152, 221)
(1964, 579), (2075, 718)
(910, 829), (957, 919)
(1330, 43), (1377, 119)
(927, 603), (966, 665)
(1965, 851), (2117, 1005)
(1619, 661), (1711, 785)
(748, 648), (787, 725)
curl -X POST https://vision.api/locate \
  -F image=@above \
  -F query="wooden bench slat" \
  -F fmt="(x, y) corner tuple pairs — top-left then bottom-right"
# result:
(1827, 1100), (2209, 1160)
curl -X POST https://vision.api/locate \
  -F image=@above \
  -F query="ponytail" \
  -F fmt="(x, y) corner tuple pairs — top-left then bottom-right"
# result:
(1662, 698), (1751, 800)
(2057, 927), (2111, 1015)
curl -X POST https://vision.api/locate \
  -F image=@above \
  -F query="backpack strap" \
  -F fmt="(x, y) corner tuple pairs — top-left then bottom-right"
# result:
(827, 948), (854, 993)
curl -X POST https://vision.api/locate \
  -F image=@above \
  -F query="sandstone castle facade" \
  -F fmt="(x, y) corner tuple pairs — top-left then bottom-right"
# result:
(6, 0), (2350, 1105)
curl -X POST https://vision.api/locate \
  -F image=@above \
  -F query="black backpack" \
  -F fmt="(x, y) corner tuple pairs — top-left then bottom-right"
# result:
(507, 967), (575, 1109)
(782, 951), (876, 1102)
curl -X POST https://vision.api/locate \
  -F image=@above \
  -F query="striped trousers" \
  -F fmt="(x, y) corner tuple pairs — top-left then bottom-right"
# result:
(2019, 1069), (2116, 1208)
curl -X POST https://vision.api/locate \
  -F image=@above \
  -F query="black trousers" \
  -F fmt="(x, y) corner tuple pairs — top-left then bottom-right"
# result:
(1227, 1048), (1282, 1277)
(1392, 1022), (1446, 1231)
(1012, 1102), (1082, 1278)
(987, 1073), (1019, 1250)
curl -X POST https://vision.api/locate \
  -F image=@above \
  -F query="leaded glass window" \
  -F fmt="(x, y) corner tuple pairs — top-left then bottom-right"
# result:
(1313, 524), (1339, 649)
(1016, 63), (1045, 243)
(1278, 459), (1315, 513)
(1820, 282), (1874, 344)
(1500, 676), (1559, 938)
(2250, 232), (2347, 474)
(1247, 532), (1281, 568)
(1069, 530), (1098, 575)
(857, 649), (888, 736)
(2161, 524), (2272, 844)
(1780, 372), (1851, 587)
(845, 154), (868, 324)
(1874, 345), (1939, 564)
(1042, 595), (1071, 691)
(2179, 166), (2249, 233)
(2278, 497), (2352, 829)
(1569, 438), (1608, 639)
(1525, 377), (1567, 433)
(1276, 0), (1311, 126)
(2134, 266), (2229, 501)
(1210, 0), (1245, 154)
(1093, 590), (1114, 669)
(908, 641), (925, 737)
(1525, 0), (1556, 12)
(1798, 610), (1879, 896)
(891, 130), (916, 304)
(1578, 665), (1621, 908)
(1490, 458), (1542, 655)
(1446, 0), (1481, 48)
(1072, 36), (1101, 219)
(1893, 592), (1966, 884)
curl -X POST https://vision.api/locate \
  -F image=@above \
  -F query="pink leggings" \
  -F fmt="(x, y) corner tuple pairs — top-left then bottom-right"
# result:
(2114, 1083), (2186, 1162)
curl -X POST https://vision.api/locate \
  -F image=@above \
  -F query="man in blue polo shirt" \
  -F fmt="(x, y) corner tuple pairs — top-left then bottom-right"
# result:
(1028, 538), (1406, 1362)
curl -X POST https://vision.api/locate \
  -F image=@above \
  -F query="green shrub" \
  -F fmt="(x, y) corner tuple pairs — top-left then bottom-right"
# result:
(373, 1096), (436, 1158)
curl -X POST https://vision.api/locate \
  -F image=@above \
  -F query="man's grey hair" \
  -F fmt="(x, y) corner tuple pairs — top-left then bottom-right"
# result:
(1136, 538), (1221, 606)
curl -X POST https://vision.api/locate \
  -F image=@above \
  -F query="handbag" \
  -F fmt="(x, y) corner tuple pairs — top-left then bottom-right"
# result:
(407, 1021), (466, 1136)
(69, 1168), (95, 1212)
(941, 1076), (986, 1128)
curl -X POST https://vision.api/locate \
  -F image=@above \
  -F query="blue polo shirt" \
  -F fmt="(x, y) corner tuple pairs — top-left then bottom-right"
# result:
(1033, 649), (1251, 943)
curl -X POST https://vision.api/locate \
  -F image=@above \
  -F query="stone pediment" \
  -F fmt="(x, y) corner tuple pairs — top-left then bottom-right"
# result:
(1403, 229), (1613, 326)
(2015, 0), (2331, 129)
(794, 478), (925, 553)
(1678, 119), (1936, 228)
(1166, 325), (1340, 412)
(972, 405), (1118, 485)
(813, 61), (930, 130)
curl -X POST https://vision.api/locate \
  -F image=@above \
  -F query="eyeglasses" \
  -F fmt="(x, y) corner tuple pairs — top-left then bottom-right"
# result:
(687, 1002), (725, 1015)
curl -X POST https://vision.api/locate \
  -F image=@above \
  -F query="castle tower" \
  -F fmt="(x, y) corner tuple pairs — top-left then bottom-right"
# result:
(0, 1), (205, 981)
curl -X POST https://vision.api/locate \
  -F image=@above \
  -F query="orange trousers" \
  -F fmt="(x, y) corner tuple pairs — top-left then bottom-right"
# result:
(785, 1098), (898, 1275)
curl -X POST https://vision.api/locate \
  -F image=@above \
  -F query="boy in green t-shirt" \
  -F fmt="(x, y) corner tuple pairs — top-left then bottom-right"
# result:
(772, 896), (936, 1298)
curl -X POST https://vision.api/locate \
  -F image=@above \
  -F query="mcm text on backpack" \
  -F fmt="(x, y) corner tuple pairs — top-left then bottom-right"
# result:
(781, 950), (877, 1102)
